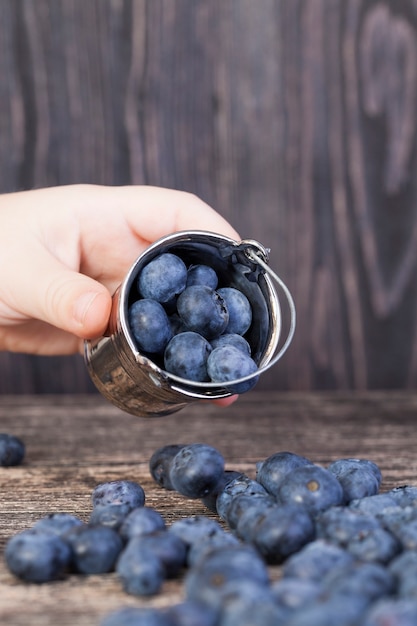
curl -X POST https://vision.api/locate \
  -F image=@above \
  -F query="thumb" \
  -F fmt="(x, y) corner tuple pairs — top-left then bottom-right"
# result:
(12, 249), (112, 339)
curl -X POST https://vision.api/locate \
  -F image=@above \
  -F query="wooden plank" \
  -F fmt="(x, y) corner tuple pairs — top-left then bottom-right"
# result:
(0, 392), (416, 625)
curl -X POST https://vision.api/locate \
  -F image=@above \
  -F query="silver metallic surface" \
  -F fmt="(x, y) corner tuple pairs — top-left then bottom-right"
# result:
(84, 231), (293, 417)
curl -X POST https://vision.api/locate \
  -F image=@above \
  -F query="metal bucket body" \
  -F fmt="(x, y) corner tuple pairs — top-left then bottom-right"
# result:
(84, 231), (282, 417)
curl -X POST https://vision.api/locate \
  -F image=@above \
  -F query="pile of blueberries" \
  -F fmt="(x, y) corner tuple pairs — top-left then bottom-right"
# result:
(5, 442), (417, 625)
(128, 252), (259, 393)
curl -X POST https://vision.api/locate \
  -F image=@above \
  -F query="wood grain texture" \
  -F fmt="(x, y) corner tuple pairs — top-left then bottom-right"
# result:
(0, 1), (416, 393)
(0, 391), (416, 625)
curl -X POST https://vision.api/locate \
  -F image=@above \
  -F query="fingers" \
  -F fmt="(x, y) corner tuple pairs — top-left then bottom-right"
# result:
(6, 243), (112, 340)
(96, 185), (241, 243)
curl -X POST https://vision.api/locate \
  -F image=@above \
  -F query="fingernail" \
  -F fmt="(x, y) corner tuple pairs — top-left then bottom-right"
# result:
(73, 291), (101, 326)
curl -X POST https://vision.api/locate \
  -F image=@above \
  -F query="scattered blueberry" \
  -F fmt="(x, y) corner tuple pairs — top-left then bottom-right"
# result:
(168, 515), (225, 548)
(125, 530), (187, 578)
(149, 444), (186, 490)
(164, 600), (218, 626)
(138, 253), (187, 303)
(5, 529), (72, 583)
(184, 544), (270, 609)
(216, 474), (268, 521)
(243, 503), (315, 564)
(282, 538), (355, 581)
(0, 433), (25, 466)
(362, 598), (417, 626)
(327, 458), (382, 503)
(32, 512), (84, 537)
(91, 480), (145, 510)
(118, 506), (166, 541)
(201, 469), (245, 513)
(64, 525), (123, 574)
(277, 464), (344, 514)
(256, 451), (313, 497)
(186, 529), (240, 568)
(116, 540), (166, 596)
(168, 444), (225, 499)
(89, 503), (132, 531)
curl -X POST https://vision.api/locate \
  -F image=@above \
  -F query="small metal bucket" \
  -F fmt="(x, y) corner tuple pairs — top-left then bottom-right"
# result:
(84, 231), (295, 417)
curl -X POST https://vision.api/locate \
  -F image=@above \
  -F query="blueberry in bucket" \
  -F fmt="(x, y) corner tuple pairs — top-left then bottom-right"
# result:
(128, 299), (173, 354)
(217, 287), (252, 336)
(176, 285), (229, 340)
(137, 252), (187, 303)
(164, 332), (212, 382)
(207, 345), (259, 393)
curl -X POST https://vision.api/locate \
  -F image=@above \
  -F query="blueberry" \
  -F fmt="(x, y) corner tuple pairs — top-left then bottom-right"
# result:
(116, 541), (165, 596)
(327, 458), (382, 503)
(217, 579), (286, 626)
(164, 332), (212, 382)
(164, 600), (218, 626)
(346, 526), (400, 564)
(32, 512), (84, 537)
(119, 506), (166, 541)
(149, 444), (186, 490)
(348, 492), (398, 516)
(389, 516), (417, 551)
(184, 545), (270, 608)
(0, 433), (25, 466)
(64, 525), (123, 574)
(207, 345), (259, 393)
(124, 530), (187, 578)
(210, 333), (251, 356)
(138, 253), (187, 303)
(283, 592), (370, 626)
(244, 503), (315, 564)
(224, 492), (276, 531)
(256, 451), (313, 497)
(388, 485), (417, 507)
(271, 577), (323, 614)
(389, 551), (417, 597)
(128, 299), (173, 354)
(186, 529), (240, 568)
(168, 444), (225, 499)
(201, 469), (245, 513)
(88, 503), (132, 531)
(362, 598), (417, 626)
(216, 475), (268, 521)
(277, 464), (344, 514)
(186, 264), (219, 290)
(5, 529), (72, 583)
(168, 313), (188, 336)
(176, 285), (229, 339)
(322, 560), (395, 603)
(327, 457), (382, 486)
(101, 607), (176, 626)
(91, 480), (145, 510)
(217, 287), (252, 336)
(235, 496), (281, 541)
(168, 515), (225, 548)
(315, 506), (381, 545)
(282, 539), (355, 581)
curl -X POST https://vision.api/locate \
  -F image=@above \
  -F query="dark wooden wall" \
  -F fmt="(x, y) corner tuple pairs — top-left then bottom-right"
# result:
(0, 0), (416, 394)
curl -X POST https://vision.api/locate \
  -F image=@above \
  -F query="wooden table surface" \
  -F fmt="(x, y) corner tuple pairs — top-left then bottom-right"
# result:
(0, 391), (416, 626)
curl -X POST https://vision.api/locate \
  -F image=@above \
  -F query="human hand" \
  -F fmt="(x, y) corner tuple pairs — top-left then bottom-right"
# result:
(0, 184), (240, 362)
